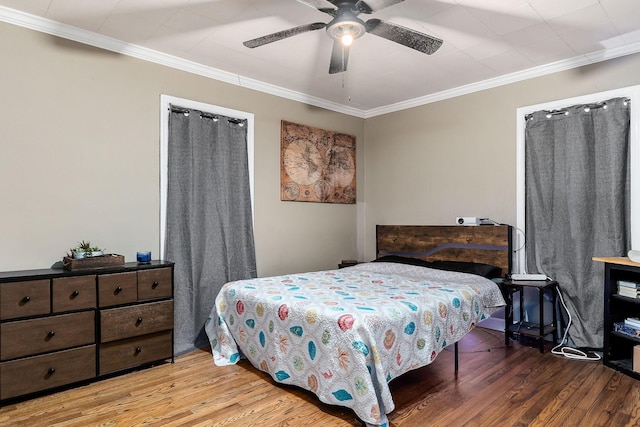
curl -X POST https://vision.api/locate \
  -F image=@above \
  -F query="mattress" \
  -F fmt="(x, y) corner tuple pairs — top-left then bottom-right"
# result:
(205, 262), (505, 426)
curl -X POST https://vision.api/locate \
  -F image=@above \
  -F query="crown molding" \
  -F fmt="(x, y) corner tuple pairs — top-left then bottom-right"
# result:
(0, 6), (365, 118)
(2, 5), (640, 120)
(363, 40), (640, 118)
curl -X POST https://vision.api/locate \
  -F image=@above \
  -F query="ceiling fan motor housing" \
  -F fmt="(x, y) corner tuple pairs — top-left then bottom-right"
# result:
(326, 6), (366, 42)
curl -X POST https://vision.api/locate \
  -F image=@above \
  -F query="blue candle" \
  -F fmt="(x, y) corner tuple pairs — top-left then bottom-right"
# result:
(137, 251), (151, 263)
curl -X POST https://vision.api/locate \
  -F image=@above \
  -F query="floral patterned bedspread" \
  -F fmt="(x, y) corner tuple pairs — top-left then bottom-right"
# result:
(205, 262), (505, 427)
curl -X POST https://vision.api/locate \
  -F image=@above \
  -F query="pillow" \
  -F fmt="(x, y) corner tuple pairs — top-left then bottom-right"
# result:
(428, 260), (502, 279)
(372, 255), (433, 268)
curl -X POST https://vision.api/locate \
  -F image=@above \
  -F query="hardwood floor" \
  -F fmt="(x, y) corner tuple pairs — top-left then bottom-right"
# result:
(1, 328), (639, 426)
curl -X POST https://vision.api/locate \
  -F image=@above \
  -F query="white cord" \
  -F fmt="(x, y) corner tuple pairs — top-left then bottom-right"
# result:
(551, 286), (601, 361)
(512, 225), (526, 253)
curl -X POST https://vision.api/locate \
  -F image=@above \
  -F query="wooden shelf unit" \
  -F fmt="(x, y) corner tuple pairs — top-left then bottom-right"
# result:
(594, 256), (640, 380)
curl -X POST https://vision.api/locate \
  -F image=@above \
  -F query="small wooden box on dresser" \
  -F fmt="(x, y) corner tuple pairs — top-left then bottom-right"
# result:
(0, 260), (174, 402)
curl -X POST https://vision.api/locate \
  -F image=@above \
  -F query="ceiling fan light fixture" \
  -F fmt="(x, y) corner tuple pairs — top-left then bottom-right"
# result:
(327, 19), (366, 47)
(342, 33), (354, 46)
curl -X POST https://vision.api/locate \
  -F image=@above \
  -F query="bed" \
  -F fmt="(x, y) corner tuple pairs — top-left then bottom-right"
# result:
(205, 225), (512, 426)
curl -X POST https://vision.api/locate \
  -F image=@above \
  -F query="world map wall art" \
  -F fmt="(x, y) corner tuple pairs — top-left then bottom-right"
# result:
(280, 120), (356, 204)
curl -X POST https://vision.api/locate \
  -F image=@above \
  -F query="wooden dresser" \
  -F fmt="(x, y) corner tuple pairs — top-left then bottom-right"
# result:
(0, 260), (174, 402)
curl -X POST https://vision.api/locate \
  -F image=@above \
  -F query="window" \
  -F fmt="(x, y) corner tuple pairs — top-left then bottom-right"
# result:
(515, 85), (639, 273)
(159, 95), (254, 259)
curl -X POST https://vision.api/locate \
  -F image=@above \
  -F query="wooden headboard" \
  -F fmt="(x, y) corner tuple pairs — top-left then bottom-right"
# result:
(376, 225), (513, 276)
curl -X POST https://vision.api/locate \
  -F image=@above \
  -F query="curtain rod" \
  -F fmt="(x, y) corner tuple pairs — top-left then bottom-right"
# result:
(169, 105), (245, 125)
(525, 97), (630, 121)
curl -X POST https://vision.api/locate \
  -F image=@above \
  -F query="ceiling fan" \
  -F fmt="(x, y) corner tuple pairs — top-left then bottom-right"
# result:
(243, 0), (443, 74)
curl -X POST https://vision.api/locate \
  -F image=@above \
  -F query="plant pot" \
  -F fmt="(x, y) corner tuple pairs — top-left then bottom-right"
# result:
(73, 251), (86, 259)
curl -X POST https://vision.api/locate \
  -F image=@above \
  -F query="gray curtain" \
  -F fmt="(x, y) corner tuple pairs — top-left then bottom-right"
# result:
(166, 106), (257, 356)
(525, 97), (630, 349)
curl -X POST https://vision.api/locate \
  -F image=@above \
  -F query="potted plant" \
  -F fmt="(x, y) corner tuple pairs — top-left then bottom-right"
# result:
(68, 241), (104, 259)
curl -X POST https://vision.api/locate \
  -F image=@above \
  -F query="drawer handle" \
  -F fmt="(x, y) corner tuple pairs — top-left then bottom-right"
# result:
(135, 347), (142, 355)
(152, 281), (159, 289)
(47, 331), (56, 338)
(21, 296), (31, 304)
(71, 290), (80, 298)
(114, 286), (123, 294)
(136, 317), (143, 325)
(47, 368), (56, 376)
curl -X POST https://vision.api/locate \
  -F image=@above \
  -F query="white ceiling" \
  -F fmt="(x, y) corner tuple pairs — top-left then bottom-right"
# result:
(2, 0), (640, 117)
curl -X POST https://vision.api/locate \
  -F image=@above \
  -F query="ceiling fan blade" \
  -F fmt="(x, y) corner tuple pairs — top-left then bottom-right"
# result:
(306, 0), (404, 14)
(296, 0), (338, 17)
(318, 8), (339, 17)
(356, 0), (405, 14)
(297, 0), (335, 10)
(365, 19), (443, 54)
(244, 22), (326, 48)
(329, 40), (350, 74)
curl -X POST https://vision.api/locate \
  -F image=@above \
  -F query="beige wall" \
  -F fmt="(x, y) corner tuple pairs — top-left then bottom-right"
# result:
(0, 22), (364, 276)
(363, 53), (640, 261)
(3, 20), (640, 276)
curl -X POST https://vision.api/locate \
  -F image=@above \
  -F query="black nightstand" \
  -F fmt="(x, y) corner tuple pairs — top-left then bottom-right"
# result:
(502, 279), (558, 353)
(338, 260), (359, 269)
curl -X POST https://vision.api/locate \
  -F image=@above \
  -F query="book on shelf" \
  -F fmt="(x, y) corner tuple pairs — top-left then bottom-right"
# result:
(614, 322), (640, 337)
(617, 286), (640, 298)
(618, 280), (640, 288)
(625, 318), (640, 329)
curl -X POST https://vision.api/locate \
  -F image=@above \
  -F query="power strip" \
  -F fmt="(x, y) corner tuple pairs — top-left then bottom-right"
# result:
(510, 273), (548, 281)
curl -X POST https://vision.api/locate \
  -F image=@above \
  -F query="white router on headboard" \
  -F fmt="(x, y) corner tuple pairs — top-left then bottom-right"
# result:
(455, 217), (500, 226)
(456, 217), (480, 226)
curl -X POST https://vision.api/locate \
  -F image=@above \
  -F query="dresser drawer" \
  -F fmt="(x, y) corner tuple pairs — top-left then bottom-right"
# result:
(0, 345), (96, 400)
(0, 280), (50, 320)
(98, 272), (137, 307)
(137, 268), (172, 301)
(99, 330), (172, 375)
(52, 276), (96, 313)
(100, 300), (173, 343)
(1, 311), (95, 361)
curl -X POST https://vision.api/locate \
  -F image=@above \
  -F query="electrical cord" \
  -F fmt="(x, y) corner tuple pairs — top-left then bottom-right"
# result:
(479, 218), (502, 226)
(443, 327), (506, 354)
(551, 285), (601, 361)
(512, 225), (526, 253)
